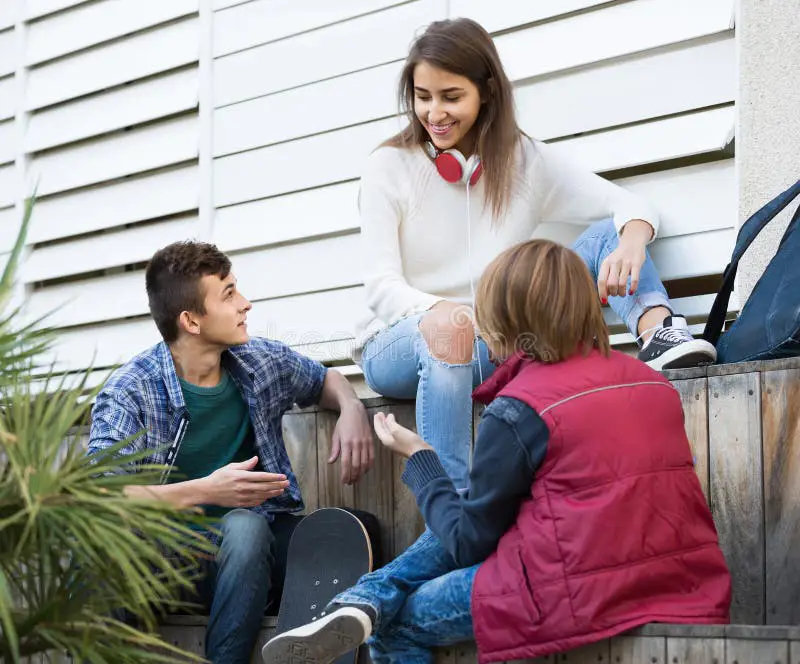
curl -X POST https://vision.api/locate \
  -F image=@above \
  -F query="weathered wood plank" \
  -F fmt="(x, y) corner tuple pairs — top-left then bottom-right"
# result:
(316, 410), (356, 511)
(725, 639), (789, 664)
(790, 640), (800, 664)
(356, 405), (396, 567)
(674, 377), (711, 500)
(762, 368), (800, 625)
(708, 372), (765, 624)
(610, 635), (666, 663)
(158, 624), (205, 659)
(554, 640), (610, 662)
(282, 412), (319, 512)
(389, 403), (426, 559)
(666, 637), (725, 664)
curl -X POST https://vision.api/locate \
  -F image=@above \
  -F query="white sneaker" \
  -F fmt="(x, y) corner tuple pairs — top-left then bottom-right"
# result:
(261, 606), (372, 664)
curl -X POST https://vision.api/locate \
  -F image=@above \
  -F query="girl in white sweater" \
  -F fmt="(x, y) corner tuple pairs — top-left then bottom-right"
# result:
(354, 17), (716, 488)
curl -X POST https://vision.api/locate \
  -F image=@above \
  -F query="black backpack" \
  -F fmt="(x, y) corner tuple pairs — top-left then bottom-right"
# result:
(703, 178), (800, 364)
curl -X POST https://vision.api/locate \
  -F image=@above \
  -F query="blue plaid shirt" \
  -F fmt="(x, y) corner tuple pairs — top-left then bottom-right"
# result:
(88, 338), (327, 518)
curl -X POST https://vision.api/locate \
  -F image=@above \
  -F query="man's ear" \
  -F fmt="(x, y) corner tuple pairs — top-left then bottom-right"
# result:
(178, 310), (201, 336)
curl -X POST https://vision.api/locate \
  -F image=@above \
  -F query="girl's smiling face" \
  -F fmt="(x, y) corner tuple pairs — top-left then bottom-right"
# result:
(413, 61), (482, 156)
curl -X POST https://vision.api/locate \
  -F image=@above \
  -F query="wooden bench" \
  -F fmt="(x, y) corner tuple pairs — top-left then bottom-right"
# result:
(159, 616), (800, 663)
(159, 356), (800, 662)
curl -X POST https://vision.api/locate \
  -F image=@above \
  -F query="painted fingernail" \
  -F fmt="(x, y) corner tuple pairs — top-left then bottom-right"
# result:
(601, 298), (608, 305)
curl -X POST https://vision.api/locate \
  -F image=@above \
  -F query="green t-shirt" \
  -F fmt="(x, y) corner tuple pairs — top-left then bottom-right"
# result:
(172, 368), (255, 521)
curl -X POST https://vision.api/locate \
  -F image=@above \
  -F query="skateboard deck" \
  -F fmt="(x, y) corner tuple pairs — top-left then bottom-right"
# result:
(272, 508), (373, 664)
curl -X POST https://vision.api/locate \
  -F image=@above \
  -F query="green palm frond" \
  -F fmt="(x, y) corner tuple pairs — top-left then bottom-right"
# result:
(0, 198), (214, 663)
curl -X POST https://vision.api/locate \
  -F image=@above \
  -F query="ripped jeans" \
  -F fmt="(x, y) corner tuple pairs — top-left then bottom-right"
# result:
(360, 219), (672, 488)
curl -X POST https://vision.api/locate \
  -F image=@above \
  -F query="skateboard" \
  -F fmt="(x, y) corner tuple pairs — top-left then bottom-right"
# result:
(269, 508), (374, 664)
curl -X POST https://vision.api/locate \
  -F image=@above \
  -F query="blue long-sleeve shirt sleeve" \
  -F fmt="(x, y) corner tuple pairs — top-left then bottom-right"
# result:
(401, 396), (549, 567)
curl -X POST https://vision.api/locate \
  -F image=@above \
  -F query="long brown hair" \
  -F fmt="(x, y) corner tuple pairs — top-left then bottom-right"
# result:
(475, 240), (610, 363)
(384, 18), (521, 220)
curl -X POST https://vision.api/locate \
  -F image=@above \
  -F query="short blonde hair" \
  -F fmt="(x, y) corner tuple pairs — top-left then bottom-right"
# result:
(475, 240), (610, 363)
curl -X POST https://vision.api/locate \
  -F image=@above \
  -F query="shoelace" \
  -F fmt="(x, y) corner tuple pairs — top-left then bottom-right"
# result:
(636, 323), (693, 346)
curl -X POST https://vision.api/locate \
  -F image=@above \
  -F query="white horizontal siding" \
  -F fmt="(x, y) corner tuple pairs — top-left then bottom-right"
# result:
(214, 60), (401, 156)
(214, 181), (360, 252)
(23, 214), (198, 283)
(651, 228), (735, 282)
(0, 75), (15, 120)
(29, 114), (198, 197)
(0, 3), (16, 30)
(28, 164), (199, 244)
(517, 34), (735, 141)
(26, 67), (199, 152)
(24, 0), (91, 21)
(233, 234), (363, 304)
(0, 119), (15, 165)
(213, 0), (432, 107)
(25, 0), (198, 65)
(25, 16), (199, 110)
(215, 117), (400, 207)
(495, 0), (734, 83)
(0, 27), (16, 77)
(450, 0), (611, 34)
(0, 207), (19, 253)
(618, 160), (736, 239)
(0, 164), (14, 207)
(213, 0), (407, 57)
(553, 105), (734, 174)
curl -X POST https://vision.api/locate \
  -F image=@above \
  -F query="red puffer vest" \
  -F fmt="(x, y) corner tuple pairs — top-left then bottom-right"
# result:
(470, 350), (731, 663)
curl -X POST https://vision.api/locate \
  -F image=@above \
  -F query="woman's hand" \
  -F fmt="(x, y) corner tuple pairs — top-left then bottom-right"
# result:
(373, 412), (434, 459)
(597, 219), (653, 301)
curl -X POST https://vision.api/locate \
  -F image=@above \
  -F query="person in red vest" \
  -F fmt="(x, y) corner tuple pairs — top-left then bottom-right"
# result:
(262, 240), (732, 664)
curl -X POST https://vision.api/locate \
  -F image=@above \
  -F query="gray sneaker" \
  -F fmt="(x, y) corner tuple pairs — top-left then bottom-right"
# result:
(261, 606), (372, 664)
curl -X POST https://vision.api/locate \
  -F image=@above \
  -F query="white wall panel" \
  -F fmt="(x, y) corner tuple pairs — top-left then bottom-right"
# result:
(246, 287), (365, 348)
(0, 76), (15, 120)
(26, 68), (199, 152)
(554, 105), (734, 175)
(0, 28), (16, 77)
(25, 0), (198, 65)
(214, 1), (431, 107)
(0, 3), (16, 30)
(0, 207), (19, 253)
(30, 115), (198, 197)
(26, 17), (199, 110)
(496, 0), (733, 83)
(214, 60), (401, 156)
(451, 0), (614, 34)
(24, 0), (91, 20)
(46, 318), (160, 372)
(233, 233), (362, 304)
(212, 0), (251, 9)
(28, 164), (199, 243)
(0, 164), (14, 207)
(215, 117), (398, 206)
(25, 270), (147, 328)
(23, 215), (198, 283)
(213, 0), (407, 57)
(214, 181), (359, 252)
(0, 119), (15, 165)
(617, 160), (736, 239)
(650, 228), (735, 281)
(517, 35), (735, 141)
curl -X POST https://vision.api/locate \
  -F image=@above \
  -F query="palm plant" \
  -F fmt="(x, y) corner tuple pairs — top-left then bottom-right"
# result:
(0, 198), (215, 663)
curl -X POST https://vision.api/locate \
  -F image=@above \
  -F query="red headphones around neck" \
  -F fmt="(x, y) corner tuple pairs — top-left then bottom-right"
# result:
(424, 142), (483, 186)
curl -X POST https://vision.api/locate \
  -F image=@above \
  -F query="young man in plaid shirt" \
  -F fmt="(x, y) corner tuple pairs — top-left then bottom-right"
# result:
(89, 240), (373, 664)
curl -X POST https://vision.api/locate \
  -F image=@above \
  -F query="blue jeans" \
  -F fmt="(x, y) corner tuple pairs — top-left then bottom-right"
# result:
(361, 219), (671, 487)
(192, 510), (299, 664)
(333, 530), (477, 664)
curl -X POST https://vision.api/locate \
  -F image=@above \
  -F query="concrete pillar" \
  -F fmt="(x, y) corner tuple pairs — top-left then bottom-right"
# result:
(736, 0), (800, 302)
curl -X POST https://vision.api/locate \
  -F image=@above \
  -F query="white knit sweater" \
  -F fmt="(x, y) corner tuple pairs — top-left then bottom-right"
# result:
(353, 137), (659, 353)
